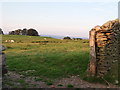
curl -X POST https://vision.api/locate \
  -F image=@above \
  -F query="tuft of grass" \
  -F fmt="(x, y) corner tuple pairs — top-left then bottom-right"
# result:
(67, 84), (74, 88)
(57, 84), (63, 87)
(34, 77), (43, 81)
(4, 81), (15, 86)
(17, 79), (25, 84)
(46, 82), (53, 86)
(44, 80), (53, 85)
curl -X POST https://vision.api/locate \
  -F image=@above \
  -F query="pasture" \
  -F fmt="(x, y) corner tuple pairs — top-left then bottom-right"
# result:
(2, 35), (89, 78)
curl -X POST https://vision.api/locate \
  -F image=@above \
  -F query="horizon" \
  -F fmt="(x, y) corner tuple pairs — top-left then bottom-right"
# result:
(1, 1), (118, 38)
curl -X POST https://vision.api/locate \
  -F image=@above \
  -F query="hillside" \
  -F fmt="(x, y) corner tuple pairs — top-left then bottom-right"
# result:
(2, 35), (91, 88)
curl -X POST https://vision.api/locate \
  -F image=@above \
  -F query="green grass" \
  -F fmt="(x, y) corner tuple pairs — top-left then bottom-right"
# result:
(57, 84), (63, 87)
(2, 35), (89, 80)
(34, 77), (43, 81)
(67, 84), (74, 88)
(46, 82), (53, 86)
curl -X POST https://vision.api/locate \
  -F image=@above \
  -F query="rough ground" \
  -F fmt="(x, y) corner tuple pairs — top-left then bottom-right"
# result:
(2, 71), (118, 88)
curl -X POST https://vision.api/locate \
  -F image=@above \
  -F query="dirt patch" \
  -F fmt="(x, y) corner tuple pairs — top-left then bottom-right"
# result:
(54, 76), (117, 88)
(2, 71), (118, 88)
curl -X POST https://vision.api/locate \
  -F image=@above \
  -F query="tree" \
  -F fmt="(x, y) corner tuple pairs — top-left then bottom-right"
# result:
(63, 36), (71, 40)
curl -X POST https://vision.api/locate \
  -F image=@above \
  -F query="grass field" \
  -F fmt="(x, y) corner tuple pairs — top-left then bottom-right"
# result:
(1, 35), (119, 87)
(2, 35), (89, 79)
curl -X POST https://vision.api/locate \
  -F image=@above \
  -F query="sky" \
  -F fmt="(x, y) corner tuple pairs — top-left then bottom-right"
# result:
(0, 0), (119, 38)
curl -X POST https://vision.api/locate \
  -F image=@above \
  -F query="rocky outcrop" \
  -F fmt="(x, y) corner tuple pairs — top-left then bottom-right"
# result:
(87, 19), (120, 77)
(0, 28), (4, 35)
(9, 28), (39, 36)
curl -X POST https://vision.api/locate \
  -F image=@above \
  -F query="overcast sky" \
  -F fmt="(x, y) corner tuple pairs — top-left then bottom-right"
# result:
(0, 0), (119, 38)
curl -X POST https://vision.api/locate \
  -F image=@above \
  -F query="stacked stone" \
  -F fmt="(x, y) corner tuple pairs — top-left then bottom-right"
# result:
(0, 45), (7, 75)
(97, 19), (119, 77)
(96, 30), (113, 76)
(88, 19), (120, 77)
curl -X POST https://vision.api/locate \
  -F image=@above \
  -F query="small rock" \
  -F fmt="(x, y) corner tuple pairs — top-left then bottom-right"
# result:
(115, 80), (119, 84)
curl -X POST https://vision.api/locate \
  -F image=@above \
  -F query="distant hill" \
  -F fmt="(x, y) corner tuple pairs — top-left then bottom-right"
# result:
(40, 34), (64, 39)
(40, 34), (88, 39)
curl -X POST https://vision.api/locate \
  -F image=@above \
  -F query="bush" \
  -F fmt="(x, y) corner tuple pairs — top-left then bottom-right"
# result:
(67, 84), (74, 88)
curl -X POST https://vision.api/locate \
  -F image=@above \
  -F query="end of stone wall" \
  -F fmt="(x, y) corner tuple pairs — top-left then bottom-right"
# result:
(87, 19), (120, 78)
(0, 45), (7, 75)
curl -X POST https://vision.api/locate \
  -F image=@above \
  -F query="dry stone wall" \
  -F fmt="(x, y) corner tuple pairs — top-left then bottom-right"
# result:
(0, 45), (7, 90)
(87, 19), (120, 77)
(0, 45), (7, 75)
